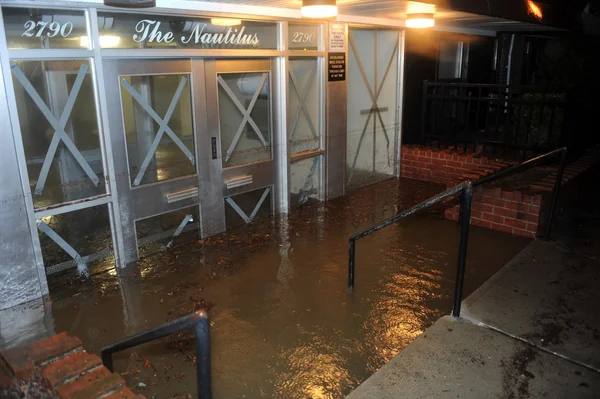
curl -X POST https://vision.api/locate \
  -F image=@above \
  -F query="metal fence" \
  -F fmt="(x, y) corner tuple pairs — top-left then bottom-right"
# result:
(420, 81), (567, 156)
(348, 147), (568, 318)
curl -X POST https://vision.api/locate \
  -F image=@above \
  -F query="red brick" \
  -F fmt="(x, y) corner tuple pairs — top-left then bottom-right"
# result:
(495, 207), (517, 218)
(526, 222), (539, 232)
(0, 347), (34, 380)
(28, 333), (82, 366)
(56, 367), (111, 398)
(41, 351), (102, 390)
(65, 372), (125, 399)
(505, 201), (519, 210)
(470, 209), (482, 219)
(529, 205), (541, 215)
(472, 219), (493, 229)
(532, 196), (542, 205)
(487, 198), (506, 208)
(472, 202), (493, 213)
(482, 213), (504, 224)
(502, 191), (514, 201)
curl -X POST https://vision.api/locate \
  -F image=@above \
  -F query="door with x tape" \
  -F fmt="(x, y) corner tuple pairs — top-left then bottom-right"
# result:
(103, 59), (217, 264)
(211, 59), (274, 229)
(347, 29), (401, 191)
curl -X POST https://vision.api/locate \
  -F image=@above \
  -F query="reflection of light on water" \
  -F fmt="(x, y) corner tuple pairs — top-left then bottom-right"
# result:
(272, 339), (359, 398)
(361, 256), (445, 370)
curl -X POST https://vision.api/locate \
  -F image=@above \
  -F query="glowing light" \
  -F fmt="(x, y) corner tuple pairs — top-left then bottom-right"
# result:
(210, 18), (242, 26)
(527, 1), (543, 20)
(301, 0), (338, 19)
(79, 35), (121, 47)
(406, 13), (435, 29)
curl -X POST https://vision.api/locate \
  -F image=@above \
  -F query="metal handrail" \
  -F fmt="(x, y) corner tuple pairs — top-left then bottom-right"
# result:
(101, 310), (211, 399)
(348, 147), (569, 318)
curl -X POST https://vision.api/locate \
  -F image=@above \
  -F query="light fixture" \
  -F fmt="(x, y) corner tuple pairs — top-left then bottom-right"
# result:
(406, 13), (435, 28)
(301, 0), (338, 19)
(527, 1), (543, 20)
(79, 35), (121, 47)
(210, 17), (242, 26)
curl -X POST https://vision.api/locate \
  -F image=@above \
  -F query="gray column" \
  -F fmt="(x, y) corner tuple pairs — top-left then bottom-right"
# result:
(0, 61), (44, 310)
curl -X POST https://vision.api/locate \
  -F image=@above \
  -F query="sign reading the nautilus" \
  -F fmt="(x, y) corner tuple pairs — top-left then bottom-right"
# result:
(95, 12), (278, 50)
(1, 8), (278, 50)
(132, 19), (260, 46)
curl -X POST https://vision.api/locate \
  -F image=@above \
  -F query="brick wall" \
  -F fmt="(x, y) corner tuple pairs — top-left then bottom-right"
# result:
(401, 145), (600, 238)
(445, 188), (542, 238)
(0, 332), (144, 399)
(400, 145), (512, 187)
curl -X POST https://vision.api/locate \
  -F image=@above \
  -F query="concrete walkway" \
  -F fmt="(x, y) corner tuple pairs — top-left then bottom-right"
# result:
(346, 214), (600, 398)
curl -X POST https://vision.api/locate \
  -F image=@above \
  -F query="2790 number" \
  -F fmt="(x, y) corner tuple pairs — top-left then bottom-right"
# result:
(22, 20), (74, 38)
(292, 32), (314, 44)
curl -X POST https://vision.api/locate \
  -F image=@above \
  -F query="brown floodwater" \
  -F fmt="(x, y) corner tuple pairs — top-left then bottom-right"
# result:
(0, 177), (531, 398)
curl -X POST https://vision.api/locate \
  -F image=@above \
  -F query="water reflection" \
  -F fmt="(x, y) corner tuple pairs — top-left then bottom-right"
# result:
(0, 178), (531, 398)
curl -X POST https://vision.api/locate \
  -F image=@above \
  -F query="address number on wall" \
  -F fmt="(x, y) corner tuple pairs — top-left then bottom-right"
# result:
(291, 32), (314, 44)
(22, 20), (74, 38)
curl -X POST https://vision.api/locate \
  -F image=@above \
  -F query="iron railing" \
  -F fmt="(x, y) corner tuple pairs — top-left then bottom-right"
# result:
(348, 147), (568, 318)
(101, 310), (211, 399)
(421, 81), (566, 156)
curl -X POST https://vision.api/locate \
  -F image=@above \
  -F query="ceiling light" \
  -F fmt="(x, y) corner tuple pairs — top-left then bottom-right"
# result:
(301, 0), (338, 19)
(79, 35), (121, 47)
(527, 1), (543, 20)
(210, 17), (242, 26)
(406, 13), (435, 28)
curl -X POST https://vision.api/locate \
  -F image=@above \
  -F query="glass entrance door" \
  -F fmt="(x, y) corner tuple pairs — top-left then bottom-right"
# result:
(104, 59), (208, 263)
(207, 59), (275, 229)
(347, 29), (401, 190)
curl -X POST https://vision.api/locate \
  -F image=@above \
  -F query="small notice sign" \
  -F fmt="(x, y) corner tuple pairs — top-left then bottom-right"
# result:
(328, 23), (345, 52)
(328, 53), (346, 82)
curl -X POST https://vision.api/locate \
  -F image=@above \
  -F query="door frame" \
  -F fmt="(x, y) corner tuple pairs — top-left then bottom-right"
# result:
(206, 58), (280, 228)
(103, 58), (220, 264)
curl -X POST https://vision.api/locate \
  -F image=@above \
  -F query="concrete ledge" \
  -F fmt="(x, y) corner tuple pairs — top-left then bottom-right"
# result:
(462, 240), (600, 371)
(345, 316), (600, 399)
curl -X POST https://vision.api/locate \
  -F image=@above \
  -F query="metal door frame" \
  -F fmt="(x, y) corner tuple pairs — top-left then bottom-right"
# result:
(103, 58), (215, 264)
(207, 58), (279, 227)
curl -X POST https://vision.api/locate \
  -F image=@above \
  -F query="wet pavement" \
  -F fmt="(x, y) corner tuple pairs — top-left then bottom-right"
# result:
(0, 177), (530, 398)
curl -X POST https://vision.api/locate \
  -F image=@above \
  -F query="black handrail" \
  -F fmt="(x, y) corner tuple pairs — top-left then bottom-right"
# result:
(101, 310), (211, 399)
(348, 147), (568, 318)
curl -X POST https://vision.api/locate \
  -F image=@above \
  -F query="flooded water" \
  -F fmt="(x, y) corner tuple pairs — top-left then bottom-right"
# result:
(0, 177), (530, 398)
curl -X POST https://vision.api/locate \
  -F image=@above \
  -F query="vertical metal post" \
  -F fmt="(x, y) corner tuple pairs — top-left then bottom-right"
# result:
(544, 148), (568, 238)
(348, 238), (356, 290)
(452, 183), (473, 318)
(195, 310), (212, 399)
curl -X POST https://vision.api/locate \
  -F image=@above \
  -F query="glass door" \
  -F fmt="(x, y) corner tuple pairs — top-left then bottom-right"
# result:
(103, 59), (209, 263)
(207, 59), (275, 229)
(347, 29), (400, 191)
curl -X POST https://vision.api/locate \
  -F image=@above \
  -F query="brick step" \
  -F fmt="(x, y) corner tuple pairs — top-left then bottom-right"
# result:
(0, 333), (146, 399)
